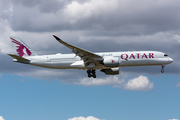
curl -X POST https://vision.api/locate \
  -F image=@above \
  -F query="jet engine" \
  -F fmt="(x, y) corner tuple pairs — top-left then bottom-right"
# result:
(100, 67), (119, 75)
(100, 57), (119, 67)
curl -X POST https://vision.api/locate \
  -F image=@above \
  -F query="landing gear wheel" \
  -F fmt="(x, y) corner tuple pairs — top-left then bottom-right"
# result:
(92, 74), (96, 78)
(87, 69), (96, 78)
(88, 74), (92, 78)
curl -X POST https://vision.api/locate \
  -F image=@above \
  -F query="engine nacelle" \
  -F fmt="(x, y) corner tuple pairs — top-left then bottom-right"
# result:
(102, 57), (119, 67)
(101, 67), (119, 75)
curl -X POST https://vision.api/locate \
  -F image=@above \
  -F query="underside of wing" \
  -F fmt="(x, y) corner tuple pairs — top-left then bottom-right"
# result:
(53, 35), (103, 67)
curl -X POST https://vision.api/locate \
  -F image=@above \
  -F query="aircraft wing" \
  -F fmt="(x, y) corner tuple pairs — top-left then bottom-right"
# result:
(53, 35), (103, 67)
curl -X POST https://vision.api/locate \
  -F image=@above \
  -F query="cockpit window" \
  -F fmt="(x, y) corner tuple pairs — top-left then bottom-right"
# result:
(164, 54), (168, 57)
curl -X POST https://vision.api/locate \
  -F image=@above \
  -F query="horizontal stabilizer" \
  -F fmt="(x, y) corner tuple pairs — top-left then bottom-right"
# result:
(8, 54), (30, 61)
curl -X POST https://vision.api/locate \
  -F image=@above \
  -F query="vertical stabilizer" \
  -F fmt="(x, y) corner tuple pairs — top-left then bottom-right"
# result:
(10, 36), (36, 57)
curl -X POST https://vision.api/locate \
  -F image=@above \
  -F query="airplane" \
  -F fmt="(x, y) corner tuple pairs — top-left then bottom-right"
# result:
(8, 35), (173, 78)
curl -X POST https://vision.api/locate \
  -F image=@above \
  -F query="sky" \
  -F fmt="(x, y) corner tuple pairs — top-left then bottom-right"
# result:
(0, 0), (180, 120)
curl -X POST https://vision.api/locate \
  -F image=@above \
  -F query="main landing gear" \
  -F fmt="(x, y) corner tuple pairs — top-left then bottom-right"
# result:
(161, 65), (165, 73)
(87, 69), (96, 78)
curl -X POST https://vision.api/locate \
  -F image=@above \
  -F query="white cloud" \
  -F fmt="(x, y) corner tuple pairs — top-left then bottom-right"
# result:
(0, 116), (5, 120)
(68, 116), (105, 120)
(75, 75), (125, 86)
(63, 0), (119, 26)
(65, 0), (118, 19)
(124, 75), (153, 91)
(168, 119), (178, 120)
(0, 19), (16, 54)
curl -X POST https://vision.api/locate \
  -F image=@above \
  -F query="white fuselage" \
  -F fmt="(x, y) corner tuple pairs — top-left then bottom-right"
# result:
(17, 51), (173, 70)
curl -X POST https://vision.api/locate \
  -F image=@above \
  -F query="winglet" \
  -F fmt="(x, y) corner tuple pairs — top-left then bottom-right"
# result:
(52, 35), (71, 48)
(53, 35), (62, 41)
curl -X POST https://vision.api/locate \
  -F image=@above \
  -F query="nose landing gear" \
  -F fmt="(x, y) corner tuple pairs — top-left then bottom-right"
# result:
(161, 65), (165, 73)
(87, 69), (96, 78)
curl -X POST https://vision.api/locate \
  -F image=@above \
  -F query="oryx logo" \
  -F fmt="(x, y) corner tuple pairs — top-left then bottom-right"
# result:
(111, 59), (115, 63)
(11, 38), (32, 57)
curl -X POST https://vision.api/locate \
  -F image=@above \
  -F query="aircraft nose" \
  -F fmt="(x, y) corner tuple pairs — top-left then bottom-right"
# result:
(169, 58), (173, 63)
